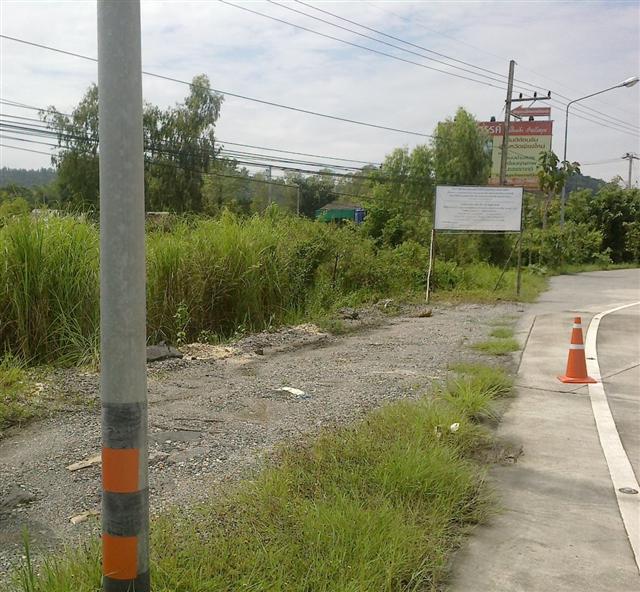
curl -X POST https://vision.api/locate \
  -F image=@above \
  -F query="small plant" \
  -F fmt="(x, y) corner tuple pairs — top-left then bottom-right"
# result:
(490, 327), (514, 339)
(472, 338), (520, 356)
(172, 301), (190, 347)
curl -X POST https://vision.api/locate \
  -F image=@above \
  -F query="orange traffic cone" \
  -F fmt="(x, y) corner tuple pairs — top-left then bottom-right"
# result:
(558, 316), (597, 384)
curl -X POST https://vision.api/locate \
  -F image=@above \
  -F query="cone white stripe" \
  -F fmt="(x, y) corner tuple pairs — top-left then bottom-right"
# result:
(569, 344), (585, 350)
(572, 323), (582, 329)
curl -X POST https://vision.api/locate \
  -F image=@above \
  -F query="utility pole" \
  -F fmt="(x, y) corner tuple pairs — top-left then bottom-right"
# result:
(622, 152), (639, 188)
(296, 184), (301, 216)
(267, 165), (272, 205)
(499, 60), (516, 186)
(97, 2), (149, 591)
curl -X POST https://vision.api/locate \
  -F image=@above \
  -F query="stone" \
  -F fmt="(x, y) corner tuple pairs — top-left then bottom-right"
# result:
(0, 487), (36, 512)
(146, 341), (183, 363)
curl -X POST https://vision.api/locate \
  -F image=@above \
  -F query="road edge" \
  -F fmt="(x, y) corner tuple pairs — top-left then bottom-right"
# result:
(585, 301), (640, 574)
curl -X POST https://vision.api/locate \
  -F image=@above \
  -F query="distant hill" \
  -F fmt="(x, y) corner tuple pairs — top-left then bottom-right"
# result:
(566, 172), (605, 194)
(0, 167), (57, 188)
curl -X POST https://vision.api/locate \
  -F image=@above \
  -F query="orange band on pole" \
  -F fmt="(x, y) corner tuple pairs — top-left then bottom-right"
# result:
(102, 448), (139, 493)
(102, 533), (138, 579)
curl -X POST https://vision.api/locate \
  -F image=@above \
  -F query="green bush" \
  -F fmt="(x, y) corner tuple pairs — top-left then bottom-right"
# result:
(524, 222), (605, 268)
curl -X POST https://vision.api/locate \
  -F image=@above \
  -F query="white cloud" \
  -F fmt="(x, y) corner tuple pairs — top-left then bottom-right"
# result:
(1, 0), (638, 185)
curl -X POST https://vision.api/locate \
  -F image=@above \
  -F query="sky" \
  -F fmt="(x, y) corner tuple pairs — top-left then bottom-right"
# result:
(1, 0), (639, 186)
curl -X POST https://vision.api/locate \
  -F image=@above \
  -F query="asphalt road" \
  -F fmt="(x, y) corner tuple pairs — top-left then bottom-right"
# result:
(598, 304), (640, 481)
(450, 268), (640, 592)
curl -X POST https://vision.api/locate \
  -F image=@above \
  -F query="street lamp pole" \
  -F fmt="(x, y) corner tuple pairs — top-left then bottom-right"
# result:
(559, 76), (639, 226)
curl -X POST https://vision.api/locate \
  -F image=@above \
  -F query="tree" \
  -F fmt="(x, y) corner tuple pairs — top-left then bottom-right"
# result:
(536, 150), (580, 229)
(144, 74), (223, 212)
(291, 174), (336, 218)
(586, 184), (640, 262)
(362, 145), (434, 246)
(433, 107), (491, 186)
(43, 75), (223, 212)
(43, 85), (100, 209)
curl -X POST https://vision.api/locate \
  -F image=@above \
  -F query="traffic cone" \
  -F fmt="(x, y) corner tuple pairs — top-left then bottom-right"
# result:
(558, 316), (597, 384)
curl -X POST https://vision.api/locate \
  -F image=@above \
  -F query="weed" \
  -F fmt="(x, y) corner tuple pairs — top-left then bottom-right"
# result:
(0, 354), (37, 434)
(490, 327), (514, 339)
(472, 338), (520, 356)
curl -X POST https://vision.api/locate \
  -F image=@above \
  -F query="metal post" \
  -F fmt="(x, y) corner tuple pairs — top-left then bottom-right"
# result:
(499, 60), (515, 186)
(559, 81), (637, 225)
(425, 228), (436, 303)
(98, 2), (149, 591)
(560, 103), (571, 226)
(515, 204), (524, 297)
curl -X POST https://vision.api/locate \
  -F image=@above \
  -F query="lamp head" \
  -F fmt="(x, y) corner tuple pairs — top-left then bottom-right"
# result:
(621, 76), (639, 88)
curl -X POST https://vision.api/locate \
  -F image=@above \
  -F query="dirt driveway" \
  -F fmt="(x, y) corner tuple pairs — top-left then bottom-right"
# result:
(0, 302), (520, 576)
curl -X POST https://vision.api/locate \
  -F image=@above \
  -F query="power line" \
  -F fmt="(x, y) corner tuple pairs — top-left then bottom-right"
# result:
(220, 0), (508, 91)
(0, 33), (429, 138)
(217, 5), (638, 136)
(281, 2), (638, 133)
(294, 0), (518, 84)
(0, 119), (374, 173)
(268, 0), (529, 90)
(0, 106), (383, 166)
(367, 1), (639, 123)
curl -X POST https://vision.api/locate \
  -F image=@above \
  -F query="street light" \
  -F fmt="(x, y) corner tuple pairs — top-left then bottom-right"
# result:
(559, 75), (639, 225)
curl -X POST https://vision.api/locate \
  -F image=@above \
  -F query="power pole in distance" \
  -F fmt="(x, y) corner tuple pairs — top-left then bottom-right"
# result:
(499, 60), (516, 186)
(267, 165), (273, 205)
(622, 152), (639, 188)
(97, 1), (149, 591)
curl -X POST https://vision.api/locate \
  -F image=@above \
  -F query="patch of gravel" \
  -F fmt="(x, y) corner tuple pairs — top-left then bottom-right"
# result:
(0, 301), (523, 578)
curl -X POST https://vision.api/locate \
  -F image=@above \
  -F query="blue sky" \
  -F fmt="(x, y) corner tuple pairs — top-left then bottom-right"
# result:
(1, 0), (639, 185)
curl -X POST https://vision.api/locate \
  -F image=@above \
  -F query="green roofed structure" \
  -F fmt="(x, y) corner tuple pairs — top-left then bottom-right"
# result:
(315, 202), (366, 224)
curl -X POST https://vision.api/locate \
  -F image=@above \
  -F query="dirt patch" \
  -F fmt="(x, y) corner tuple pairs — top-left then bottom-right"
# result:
(0, 302), (523, 576)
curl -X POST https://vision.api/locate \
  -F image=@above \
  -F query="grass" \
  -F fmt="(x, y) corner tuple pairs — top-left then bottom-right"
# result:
(489, 326), (514, 339)
(12, 364), (513, 592)
(0, 355), (37, 434)
(1, 213), (547, 369)
(472, 338), (520, 356)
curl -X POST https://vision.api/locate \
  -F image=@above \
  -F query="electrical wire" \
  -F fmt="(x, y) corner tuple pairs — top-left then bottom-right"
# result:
(267, 0), (530, 91)
(219, 0), (507, 91)
(0, 107), (383, 166)
(0, 33), (429, 138)
(366, 1), (639, 123)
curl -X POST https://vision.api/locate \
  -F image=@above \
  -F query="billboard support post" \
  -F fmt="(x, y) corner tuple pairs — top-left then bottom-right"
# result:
(97, 1), (149, 590)
(425, 227), (436, 303)
(516, 204), (525, 296)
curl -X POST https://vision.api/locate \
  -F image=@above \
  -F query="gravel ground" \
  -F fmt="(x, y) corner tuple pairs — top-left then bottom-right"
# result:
(0, 302), (522, 578)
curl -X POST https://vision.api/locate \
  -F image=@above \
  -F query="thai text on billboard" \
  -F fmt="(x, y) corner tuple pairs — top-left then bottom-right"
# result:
(478, 120), (553, 190)
(434, 185), (523, 232)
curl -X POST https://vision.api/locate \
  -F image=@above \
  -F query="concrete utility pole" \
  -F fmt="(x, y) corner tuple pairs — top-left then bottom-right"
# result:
(499, 60), (516, 186)
(622, 152), (639, 188)
(97, 1), (149, 591)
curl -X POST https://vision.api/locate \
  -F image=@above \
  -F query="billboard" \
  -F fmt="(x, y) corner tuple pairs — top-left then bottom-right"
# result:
(478, 120), (553, 190)
(434, 185), (523, 232)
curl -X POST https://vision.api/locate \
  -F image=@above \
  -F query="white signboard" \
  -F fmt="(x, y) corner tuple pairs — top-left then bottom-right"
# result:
(434, 185), (523, 232)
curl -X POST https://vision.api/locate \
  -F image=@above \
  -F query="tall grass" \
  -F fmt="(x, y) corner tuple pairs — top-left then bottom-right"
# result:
(1, 212), (544, 366)
(11, 364), (513, 591)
